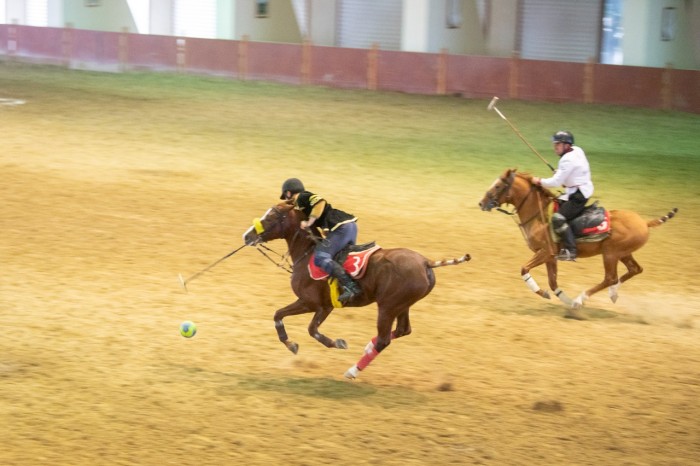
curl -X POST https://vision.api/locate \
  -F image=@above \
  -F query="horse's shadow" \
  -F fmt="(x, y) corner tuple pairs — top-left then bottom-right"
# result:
(169, 364), (427, 403)
(515, 303), (650, 324)
(236, 375), (377, 399)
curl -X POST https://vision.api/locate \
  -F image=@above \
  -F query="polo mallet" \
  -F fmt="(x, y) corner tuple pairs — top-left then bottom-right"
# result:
(487, 96), (555, 172)
(178, 244), (247, 292)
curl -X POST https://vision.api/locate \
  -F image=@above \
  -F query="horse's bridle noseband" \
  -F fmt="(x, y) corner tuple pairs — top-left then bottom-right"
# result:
(484, 171), (516, 214)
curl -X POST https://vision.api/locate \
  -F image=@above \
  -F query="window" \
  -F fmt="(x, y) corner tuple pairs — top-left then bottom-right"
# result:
(600, 0), (623, 65)
(446, 0), (462, 29)
(661, 7), (676, 41)
(256, 0), (269, 18)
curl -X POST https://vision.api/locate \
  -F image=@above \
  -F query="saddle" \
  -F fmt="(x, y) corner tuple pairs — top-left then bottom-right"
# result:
(552, 202), (611, 242)
(308, 242), (382, 280)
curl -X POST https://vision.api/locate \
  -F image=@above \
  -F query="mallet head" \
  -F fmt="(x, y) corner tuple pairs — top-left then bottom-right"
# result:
(178, 273), (189, 293)
(487, 96), (499, 111)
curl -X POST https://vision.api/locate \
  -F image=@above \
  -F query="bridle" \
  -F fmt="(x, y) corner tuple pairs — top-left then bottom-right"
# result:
(252, 206), (315, 274)
(489, 172), (546, 228)
(483, 171), (517, 215)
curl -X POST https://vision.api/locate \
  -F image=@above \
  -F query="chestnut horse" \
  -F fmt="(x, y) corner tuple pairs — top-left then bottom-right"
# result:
(242, 201), (470, 378)
(479, 168), (677, 319)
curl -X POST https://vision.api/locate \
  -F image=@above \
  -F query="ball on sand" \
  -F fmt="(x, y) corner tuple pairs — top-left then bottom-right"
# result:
(180, 321), (197, 338)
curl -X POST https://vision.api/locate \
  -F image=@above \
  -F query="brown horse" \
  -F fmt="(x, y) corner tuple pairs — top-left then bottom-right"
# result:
(478, 168), (677, 319)
(242, 201), (470, 378)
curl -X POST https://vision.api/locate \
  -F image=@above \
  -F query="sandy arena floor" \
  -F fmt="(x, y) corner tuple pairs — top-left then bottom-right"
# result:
(2, 73), (699, 465)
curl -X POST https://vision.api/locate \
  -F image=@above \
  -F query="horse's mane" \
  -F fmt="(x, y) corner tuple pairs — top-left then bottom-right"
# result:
(514, 171), (558, 201)
(276, 200), (323, 240)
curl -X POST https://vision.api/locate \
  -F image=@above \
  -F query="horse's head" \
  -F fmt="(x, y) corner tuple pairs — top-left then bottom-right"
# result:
(242, 202), (300, 246)
(479, 168), (518, 211)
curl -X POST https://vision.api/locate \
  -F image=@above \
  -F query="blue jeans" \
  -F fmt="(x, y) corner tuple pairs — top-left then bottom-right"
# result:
(313, 222), (358, 274)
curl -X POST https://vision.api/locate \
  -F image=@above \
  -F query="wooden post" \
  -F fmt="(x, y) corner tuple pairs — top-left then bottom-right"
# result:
(301, 38), (311, 85)
(367, 43), (379, 91)
(238, 35), (249, 81)
(437, 48), (448, 95)
(176, 38), (186, 72)
(509, 52), (519, 99)
(118, 27), (129, 71)
(583, 58), (594, 104)
(61, 25), (73, 68)
(661, 63), (672, 110)
(7, 24), (17, 61)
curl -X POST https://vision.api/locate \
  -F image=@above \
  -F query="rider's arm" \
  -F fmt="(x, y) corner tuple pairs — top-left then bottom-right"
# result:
(306, 200), (326, 226)
(539, 157), (572, 188)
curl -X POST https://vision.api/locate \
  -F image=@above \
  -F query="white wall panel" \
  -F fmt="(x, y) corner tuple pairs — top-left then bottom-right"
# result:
(338, 0), (402, 50)
(519, 0), (602, 63)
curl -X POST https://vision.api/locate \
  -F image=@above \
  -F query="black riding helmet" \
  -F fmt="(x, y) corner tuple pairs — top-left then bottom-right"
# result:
(280, 178), (305, 199)
(552, 130), (574, 145)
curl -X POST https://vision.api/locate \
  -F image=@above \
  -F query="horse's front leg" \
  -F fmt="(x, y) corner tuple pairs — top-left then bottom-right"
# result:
(273, 299), (313, 354)
(543, 259), (576, 309)
(521, 250), (553, 300)
(307, 307), (348, 350)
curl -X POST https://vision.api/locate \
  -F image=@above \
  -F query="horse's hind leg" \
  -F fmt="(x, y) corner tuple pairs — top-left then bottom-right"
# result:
(393, 312), (412, 338)
(361, 312), (411, 355)
(573, 255), (620, 309)
(608, 255), (643, 303)
(345, 307), (404, 379)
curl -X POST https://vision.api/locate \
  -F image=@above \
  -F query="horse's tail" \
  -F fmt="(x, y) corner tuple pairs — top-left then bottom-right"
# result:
(428, 253), (471, 268)
(647, 208), (678, 228)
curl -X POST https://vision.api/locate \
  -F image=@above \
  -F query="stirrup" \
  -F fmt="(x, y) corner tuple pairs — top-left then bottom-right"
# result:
(338, 284), (361, 303)
(556, 249), (577, 262)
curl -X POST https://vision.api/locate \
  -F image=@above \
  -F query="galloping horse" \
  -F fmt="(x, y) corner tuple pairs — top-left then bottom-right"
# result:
(243, 201), (470, 378)
(479, 168), (677, 318)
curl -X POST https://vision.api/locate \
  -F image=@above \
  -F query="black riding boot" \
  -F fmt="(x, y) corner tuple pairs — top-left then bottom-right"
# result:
(557, 225), (577, 261)
(330, 262), (361, 304)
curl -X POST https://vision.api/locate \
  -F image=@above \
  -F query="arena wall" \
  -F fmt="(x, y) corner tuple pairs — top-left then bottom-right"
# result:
(1, 24), (697, 114)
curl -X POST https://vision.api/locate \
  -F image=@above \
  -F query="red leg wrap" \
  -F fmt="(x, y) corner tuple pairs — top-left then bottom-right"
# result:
(357, 347), (379, 370)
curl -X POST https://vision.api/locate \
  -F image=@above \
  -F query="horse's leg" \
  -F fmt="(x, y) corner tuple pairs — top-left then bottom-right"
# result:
(542, 259), (576, 309)
(608, 255), (643, 303)
(393, 311), (412, 338)
(573, 254), (620, 309)
(361, 312), (410, 355)
(521, 250), (553, 300)
(345, 307), (401, 379)
(307, 307), (348, 350)
(273, 299), (313, 354)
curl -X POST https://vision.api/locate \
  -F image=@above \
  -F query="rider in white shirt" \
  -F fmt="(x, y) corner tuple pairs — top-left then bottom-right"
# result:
(532, 131), (594, 261)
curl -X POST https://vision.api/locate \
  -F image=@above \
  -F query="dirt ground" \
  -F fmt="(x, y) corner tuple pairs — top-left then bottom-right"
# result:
(2, 70), (700, 465)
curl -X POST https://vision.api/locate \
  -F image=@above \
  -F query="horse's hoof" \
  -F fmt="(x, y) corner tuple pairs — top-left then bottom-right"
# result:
(286, 342), (299, 354)
(344, 365), (359, 379)
(335, 339), (348, 350)
(541, 290), (551, 300)
(610, 294), (618, 304)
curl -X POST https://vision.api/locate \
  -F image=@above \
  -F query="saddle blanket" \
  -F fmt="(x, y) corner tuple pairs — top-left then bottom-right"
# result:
(309, 244), (382, 280)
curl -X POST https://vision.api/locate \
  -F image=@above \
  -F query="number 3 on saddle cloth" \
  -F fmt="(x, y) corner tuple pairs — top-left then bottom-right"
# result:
(308, 242), (382, 308)
(552, 201), (611, 243)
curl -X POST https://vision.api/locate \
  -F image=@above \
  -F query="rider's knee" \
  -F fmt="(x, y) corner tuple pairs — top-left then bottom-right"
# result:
(313, 251), (333, 269)
(552, 212), (568, 232)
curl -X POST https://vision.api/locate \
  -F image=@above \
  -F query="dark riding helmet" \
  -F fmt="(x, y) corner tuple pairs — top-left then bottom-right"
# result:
(552, 130), (574, 145)
(280, 178), (305, 199)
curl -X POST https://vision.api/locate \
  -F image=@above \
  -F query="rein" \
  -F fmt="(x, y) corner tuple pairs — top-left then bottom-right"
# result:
(255, 244), (293, 274)
(493, 172), (552, 229)
(255, 209), (316, 274)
